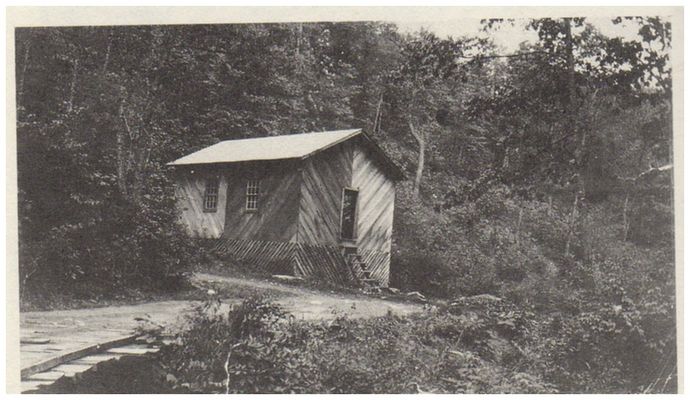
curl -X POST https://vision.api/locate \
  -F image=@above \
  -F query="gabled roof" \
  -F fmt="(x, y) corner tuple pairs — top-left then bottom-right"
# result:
(168, 128), (404, 180)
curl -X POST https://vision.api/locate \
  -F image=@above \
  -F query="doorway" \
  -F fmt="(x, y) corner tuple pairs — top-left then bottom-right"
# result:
(340, 188), (359, 240)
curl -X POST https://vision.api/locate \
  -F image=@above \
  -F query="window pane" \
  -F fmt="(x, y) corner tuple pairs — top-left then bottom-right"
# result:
(204, 178), (219, 211)
(246, 180), (260, 210)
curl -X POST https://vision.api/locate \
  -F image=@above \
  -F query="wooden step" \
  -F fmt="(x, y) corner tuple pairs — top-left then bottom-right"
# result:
(70, 353), (122, 365)
(52, 363), (94, 378)
(21, 380), (49, 393)
(107, 344), (159, 355)
(361, 278), (380, 288)
(27, 370), (65, 382)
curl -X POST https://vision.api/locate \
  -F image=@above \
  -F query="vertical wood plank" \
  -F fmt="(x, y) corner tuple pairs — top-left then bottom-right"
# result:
(222, 161), (301, 242)
(297, 142), (354, 245)
(174, 169), (228, 238)
(352, 144), (396, 254)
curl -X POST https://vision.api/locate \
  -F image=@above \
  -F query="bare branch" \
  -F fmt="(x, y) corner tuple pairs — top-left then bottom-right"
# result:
(618, 164), (673, 182)
(102, 28), (113, 76)
(120, 102), (136, 142)
(408, 120), (422, 143)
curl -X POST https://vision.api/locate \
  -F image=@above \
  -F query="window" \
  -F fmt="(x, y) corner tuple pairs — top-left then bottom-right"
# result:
(203, 178), (219, 212)
(246, 180), (260, 211)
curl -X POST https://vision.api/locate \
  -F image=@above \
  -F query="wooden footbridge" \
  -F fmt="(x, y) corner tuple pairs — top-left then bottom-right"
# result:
(18, 299), (193, 394)
(21, 333), (159, 393)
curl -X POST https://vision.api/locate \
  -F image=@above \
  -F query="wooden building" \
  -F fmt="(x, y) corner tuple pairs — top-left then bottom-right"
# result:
(168, 129), (403, 286)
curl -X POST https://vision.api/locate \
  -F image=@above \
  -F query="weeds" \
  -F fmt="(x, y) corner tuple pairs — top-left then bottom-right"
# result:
(156, 296), (556, 394)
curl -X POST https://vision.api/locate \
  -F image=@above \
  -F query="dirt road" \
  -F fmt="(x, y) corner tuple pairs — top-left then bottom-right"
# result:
(20, 273), (424, 374)
(194, 272), (424, 319)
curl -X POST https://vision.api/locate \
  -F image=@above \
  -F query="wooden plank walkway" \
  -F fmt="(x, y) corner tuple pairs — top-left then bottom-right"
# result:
(21, 342), (160, 393)
(20, 333), (139, 379)
(20, 300), (194, 379)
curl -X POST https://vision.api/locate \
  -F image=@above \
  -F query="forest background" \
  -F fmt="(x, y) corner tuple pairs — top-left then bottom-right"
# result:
(12, 14), (677, 392)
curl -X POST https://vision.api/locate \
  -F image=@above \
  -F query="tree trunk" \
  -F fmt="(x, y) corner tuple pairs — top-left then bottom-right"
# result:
(565, 193), (579, 257)
(547, 195), (553, 217)
(409, 121), (425, 199)
(563, 22), (592, 260)
(296, 22), (303, 57)
(622, 192), (630, 241)
(564, 18), (583, 193)
(666, 99), (674, 209)
(67, 58), (79, 113)
(102, 29), (113, 75)
(372, 94), (383, 134)
(117, 98), (130, 197)
(294, 23), (304, 75)
(131, 140), (152, 205)
(564, 18), (577, 110)
(17, 39), (31, 111)
(516, 207), (523, 246)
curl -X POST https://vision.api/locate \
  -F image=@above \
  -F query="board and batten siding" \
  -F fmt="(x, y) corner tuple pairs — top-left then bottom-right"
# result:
(222, 160), (302, 243)
(296, 141), (354, 245)
(295, 138), (395, 251)
(293, 138), (395, 285)
(214, 148), (353, 281)
(352, 144), (395, 285)
(352, 145), (395, 253)
(175, 171), (228, 239)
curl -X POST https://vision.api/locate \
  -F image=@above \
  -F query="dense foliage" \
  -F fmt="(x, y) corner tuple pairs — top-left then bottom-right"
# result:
(156, 297), (554, 394)
(16, 17), (675, 392)
(156, 294), (672, 393)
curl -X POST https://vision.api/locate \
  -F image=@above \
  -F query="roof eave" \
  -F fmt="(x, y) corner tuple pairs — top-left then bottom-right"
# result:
(298, 128), (363, 161)
(166, 128), (405, 181)
(297, 129), (405, 181)
(166, 157), (302, 167)
(358, 131), (406, 181)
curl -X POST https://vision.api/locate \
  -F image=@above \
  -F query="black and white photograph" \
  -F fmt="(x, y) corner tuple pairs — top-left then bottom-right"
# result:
(7, 6), (682, 394)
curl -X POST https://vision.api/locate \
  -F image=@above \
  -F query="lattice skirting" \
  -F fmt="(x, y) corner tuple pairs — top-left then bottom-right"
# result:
(357, 249), (390, 286)
(213, 239), (390, 286)
(213, 239), (294, 275)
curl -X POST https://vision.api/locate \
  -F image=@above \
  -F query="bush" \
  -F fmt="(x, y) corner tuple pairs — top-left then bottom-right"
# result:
(17, 122), (201, 308)
(390, 252), (455, 296)
(157, 296), (556, 394)
(536, 300), (675, 393)
(18, 189), (199, 308)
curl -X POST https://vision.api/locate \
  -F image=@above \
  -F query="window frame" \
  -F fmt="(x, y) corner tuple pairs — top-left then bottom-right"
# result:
(245, 179), (260, 212)
(203, 177), (220, 212)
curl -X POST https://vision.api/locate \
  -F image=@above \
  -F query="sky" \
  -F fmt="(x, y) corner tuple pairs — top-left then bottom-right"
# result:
(393, 17), (656, 53)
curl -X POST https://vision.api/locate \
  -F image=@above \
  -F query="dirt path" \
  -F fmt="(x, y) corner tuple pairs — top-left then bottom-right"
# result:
(194, 272), (424, 320)
(20, 273), (424, 374)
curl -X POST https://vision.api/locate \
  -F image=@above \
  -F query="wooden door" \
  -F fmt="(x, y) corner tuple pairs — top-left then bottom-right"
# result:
(340, 188), (359, 240)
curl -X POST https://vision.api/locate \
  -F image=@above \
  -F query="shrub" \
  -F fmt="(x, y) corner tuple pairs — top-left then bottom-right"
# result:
(390, 252), (455, 296)
(157, 296), (555, 394)
(18, 176), (199, 308)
